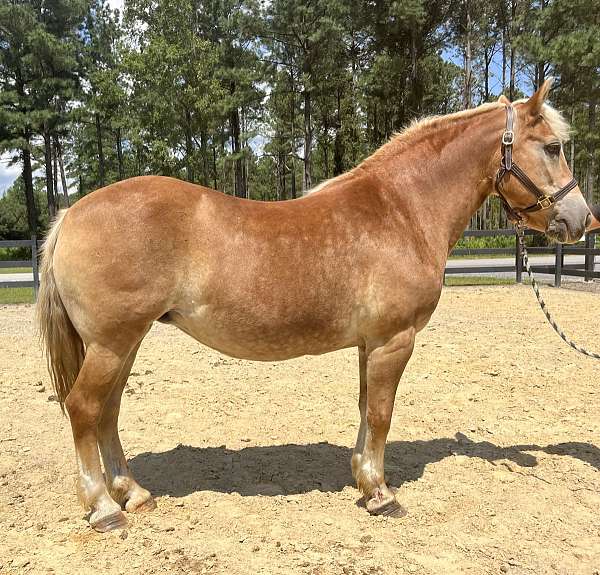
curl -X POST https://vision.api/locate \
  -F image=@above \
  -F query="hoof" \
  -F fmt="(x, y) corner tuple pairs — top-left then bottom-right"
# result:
(125, 492), (156, 514)
(366, 489), (407, 518)
(368, 498), (407, 518)
(90, 509), (128, 532)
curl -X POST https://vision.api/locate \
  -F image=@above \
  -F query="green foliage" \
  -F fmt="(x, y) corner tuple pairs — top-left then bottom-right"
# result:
(1, 0), (599, 238)
(0, 178), (48, 239)
(454, 235), (516, 251)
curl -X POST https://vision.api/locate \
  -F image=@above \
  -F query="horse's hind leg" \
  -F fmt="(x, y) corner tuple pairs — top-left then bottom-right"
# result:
(65, 342), (138, 532)
(98, 342), (155, 513)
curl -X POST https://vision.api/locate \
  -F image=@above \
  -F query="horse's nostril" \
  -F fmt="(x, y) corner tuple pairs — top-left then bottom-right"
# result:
(586, 212), (592, 228)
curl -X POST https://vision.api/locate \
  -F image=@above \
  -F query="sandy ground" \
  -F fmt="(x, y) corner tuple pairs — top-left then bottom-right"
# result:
(1, 284), (600, 575)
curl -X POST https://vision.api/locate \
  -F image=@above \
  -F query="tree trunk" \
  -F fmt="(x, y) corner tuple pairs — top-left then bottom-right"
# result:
(185, 109), (194, 182)
(463, 1), (472, 109)
(303, 87), (313, 191)
(373, 101), (379, 146)
(230, 105), (245, 198)
(509, 0), (517, 100)
(570, 104), (576, 174)
(291, 156), (297, 199)
(241, 107), (249, 198)
(52, 137), (59, 208)
(21, 143), (38, 235)
(55, 135), (70, 207)
(536, 63), (545, 90)
(213, 146), (218, 190)
(289, 71), (297, 199)
(43, 125), (56, 220)
(334, 87), (344, 176)
(501, 26), (507, 91)
(484, 48), (490, 102)
(116, 127), (124, 180)
(95, 113), (105, 187)
(535, 0), (546, 90)
(586, 100), (596, 202)
(201, 129), (208, 186)
(277, 150), (287, 201)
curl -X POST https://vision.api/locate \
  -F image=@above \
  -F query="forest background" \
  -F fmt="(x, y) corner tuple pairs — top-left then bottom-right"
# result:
(1, 0), (598, 240)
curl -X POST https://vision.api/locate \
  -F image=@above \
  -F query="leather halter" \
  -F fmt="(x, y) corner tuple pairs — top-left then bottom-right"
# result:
(494, 105), (578, 223)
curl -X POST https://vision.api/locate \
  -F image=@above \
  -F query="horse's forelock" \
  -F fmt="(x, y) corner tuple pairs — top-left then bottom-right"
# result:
(540, 103), (572, 143)
(513, 98), (572, 143)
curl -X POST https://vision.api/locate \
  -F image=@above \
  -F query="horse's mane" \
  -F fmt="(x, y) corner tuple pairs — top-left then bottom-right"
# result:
(306, 99), (571, 196)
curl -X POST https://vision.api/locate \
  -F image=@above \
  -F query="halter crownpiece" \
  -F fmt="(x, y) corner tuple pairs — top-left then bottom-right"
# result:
(494, 105), (578, 223)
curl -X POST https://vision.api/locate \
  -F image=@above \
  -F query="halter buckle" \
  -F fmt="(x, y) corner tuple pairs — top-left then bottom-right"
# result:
(536, 196), (554, 210)
(502, 130), (515, 146)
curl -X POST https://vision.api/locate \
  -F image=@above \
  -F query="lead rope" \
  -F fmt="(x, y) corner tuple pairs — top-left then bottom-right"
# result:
(516, 226), (600, 359)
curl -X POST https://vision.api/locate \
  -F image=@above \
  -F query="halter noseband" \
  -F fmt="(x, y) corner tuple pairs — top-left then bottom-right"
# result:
(494, 105), (578, 223)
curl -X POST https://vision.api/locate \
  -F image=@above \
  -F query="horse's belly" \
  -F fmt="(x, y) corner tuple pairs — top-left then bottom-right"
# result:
(166, 304), (358, 361)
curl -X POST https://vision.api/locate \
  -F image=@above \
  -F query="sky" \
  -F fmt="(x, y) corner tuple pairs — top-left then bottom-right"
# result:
(107, 0), (124, 11)
(0, 153), (22, 196)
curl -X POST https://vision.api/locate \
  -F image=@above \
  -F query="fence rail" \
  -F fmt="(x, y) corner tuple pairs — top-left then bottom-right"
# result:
(445, 228), (600, 287)
(0, 237), (40, 295)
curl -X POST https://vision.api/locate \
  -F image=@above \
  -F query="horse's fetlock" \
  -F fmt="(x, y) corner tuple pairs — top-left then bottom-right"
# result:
(354, 458), (382, 497)
(75, 475), (104, 511)
(109, 476), (131, 503)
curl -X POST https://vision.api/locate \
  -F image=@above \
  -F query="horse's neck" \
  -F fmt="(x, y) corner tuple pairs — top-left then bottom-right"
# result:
(374, 108), (505, 253)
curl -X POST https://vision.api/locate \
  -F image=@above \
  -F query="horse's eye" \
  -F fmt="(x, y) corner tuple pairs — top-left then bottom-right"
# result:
(545, 143), (561, 157)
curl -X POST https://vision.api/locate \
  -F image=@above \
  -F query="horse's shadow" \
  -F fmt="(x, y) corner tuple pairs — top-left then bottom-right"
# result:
(129, 433), (600, 498)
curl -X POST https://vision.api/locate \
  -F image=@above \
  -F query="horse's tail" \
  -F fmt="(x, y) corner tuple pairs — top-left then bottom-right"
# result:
(36, 210), (84, 414)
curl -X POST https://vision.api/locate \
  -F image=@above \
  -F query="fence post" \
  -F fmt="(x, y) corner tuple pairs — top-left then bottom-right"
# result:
(515, 231), (523, 283)
(554, 241), (562, 288)
(31, 234), (39, 300)
(585, 232), (594, 282)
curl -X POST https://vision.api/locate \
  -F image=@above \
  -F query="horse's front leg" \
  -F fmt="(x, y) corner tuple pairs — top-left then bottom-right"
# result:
(352, 328), (415, 517)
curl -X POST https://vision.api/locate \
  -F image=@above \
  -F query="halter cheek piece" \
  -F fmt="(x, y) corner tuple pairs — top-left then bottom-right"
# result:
(494, 105), (578, 223)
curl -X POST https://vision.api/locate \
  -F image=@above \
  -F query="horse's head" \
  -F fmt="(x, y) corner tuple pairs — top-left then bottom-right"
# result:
(494, 79), (590, 243)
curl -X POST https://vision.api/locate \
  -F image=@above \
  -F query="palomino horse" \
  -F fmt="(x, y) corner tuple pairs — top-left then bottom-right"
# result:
(38, 79), (590, 531)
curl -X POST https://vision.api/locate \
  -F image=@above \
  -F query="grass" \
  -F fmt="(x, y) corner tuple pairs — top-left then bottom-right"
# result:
(0, 287), (35, 304)
(444, 276), (531, 286)
(0, 267), (32, 274)
(448, 253), (515, 260)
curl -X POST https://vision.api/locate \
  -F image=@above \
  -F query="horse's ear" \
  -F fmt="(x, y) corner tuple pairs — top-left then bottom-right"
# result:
(498, 95), (511, 105)
(526, 77), (554, 116)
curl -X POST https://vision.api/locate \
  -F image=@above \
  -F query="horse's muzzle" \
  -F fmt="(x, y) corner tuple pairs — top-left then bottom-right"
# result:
(546, 196), (591, 243)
